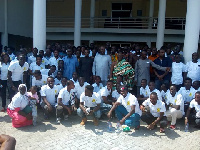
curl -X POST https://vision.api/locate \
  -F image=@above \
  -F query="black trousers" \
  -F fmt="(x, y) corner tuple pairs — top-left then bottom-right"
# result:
(0, 80), (7, 107)
(9, 81), (21, 100)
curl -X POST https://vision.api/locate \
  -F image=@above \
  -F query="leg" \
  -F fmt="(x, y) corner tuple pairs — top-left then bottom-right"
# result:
(0, 80), (7, 109)
(56, 105), (63, 118)
(155, 79), (161, 90)
(125, 113), (140, 128)
(195, 118), (200, 127)
(77, 108), (87, 125)
(115, 105), (128, 121)
(41, 102), (50, 119)
(159, 116), (168, 128)
(93, 110), (101, 119)
(141, 113), (156, 125)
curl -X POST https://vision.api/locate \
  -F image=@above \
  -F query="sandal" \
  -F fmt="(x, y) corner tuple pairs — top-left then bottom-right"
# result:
(160, 128), (165, 133)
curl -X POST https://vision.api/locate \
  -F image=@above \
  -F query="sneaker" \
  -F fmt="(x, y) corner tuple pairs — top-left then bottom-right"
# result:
(64, 115), (69, 120)
(93, 118), (99, 126)
(56, 118), (61, 124)
(169, 125), (176, 130)
(80, 117), (87, 125)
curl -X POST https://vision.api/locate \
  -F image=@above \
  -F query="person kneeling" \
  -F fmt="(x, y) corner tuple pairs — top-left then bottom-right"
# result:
(107, 85), (141, 129)
(141, 92), (167, 133)
(77, 85), (101, 126)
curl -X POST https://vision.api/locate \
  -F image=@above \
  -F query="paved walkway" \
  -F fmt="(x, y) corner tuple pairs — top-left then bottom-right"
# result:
(0, 100), (200, 150)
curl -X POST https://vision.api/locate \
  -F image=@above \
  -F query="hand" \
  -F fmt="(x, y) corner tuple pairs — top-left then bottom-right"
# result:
(47, 104), (52, 112)
(107, 112), (112, 119)
(89, 110), (94, 115)
(166, 67), (171, 72)
(158, 75), (163, 81)
(119, 118), (125, 125)
(26, 113), (33, 120)
(67, 107), (72, 115)
(72, 105), (77, 112)
(185, 118), (188, 125)
(147, 123), (155, 130)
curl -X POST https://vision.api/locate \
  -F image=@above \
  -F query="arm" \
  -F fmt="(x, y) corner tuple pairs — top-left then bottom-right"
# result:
(92, 103), (101, 112)
(150, 60), (167, 71)
(23, 71), (28, 84)
(148, 112), (164, 130)
(41, 96), (52, 111)
(110, 62), (117, 79)
(0, 134), (16, 150)
(58, 98), (71, 115)
(120, 105), (136, 125)
(92, 57), (96, 76)
(102, 96), (111, 104)
(79, 102), (87, 115)
(107, 102), (121, 118)
(185, 107), (191, 125)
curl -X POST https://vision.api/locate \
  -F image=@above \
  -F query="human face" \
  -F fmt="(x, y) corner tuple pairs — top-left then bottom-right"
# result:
(85, 50), (90, 57)
(33, 49), (38, 56)
(20, 86), (26, 95)
(50, 66), (56, 74)
(7, 48), (12, 54)
(85, 88), (92, 97)
(58, 60), (64, 68)
(111, 46), (116, 54)
(47, 78), (54, 88)
(34, 74), (41, 80)
(141, 80), (147, 88)
(57, 72), (63, 79)
(192, 53), (198, 62)
(100, 47), (105, 55)
(147, 48), (151, 56)
(61, 78), (67, 87)
(36, 57), (42, 65)
(166, 49), (171, 55)
(18, 55), (25, 66)
(150, 94), (158, 105)
(117, 76), (123, 83)
(148, 82), (155, 91)
(195, 93), (200, 105)
(175, 55), (181, 63)
(152, 48), (157, 55)
(3, 54), (9, 63)
(170, 86), (176, 97)
(184, 80), (192, 89)
(54, 50), (59, 57)
(67, 49), (72, 58)
(159, 50), (165, 58)
(78, 77), (85, 86)
(92, 49), (96, 56)
(106, 82), (113, 90)
(193, 81), (200, 90)
(118, 53), (123, 61)
(120, 87), (128, 98)
(39, 50), (44, 57)
(141, 51), (147, 59)
(72, 72), (78, 80)
(68, 81), (75, 90)
(95, 77), (101, 84)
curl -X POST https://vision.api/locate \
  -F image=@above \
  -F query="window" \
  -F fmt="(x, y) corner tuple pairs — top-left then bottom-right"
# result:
(112, 3), (132, 18)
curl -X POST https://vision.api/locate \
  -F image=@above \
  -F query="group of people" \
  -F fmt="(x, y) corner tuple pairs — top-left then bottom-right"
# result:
(0, 43), (200, 133)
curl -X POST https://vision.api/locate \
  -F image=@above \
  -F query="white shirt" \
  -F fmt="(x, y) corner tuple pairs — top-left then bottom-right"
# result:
(160, 90), (170, 102)
(189, 99), (200, 118)
(0, 62), (9, 80)
(28, 55), (36, 64)
(112, 90), (120, 100)
(171, 62), (186, 85)
(40, 69), (56, 77)
(178, 87), (196, 103)
(75, 82), (90, 99)
(57, 84), (66, 93)
(148, 89), (162, 101)
(186, 61), (200, 82)
(140, 85), (149, 98)
(55, 78), (62, 85)
(98, 86), (112, 97)
(42, 57), (49, 66)
(166, 93), (185, 115)
(8, 92), (29, 110)
(92, 83), (103, 93)
(40, 85), (58, 105)
(142, 98), (166, 117)
(58, 88), (76, 105)
(29, 62), (45, 73)
(32, 75), (48, 87)
(8, 61), (29, 81)
(70, 78), (79, 84)
(80, 92), (101, 107)
(117, 93), (142, 116)
(49, 57), (62, 68)
(9, 53), (15, 61)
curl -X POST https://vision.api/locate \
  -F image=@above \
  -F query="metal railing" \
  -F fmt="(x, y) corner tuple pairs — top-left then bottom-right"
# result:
(46, 17), (186, 30)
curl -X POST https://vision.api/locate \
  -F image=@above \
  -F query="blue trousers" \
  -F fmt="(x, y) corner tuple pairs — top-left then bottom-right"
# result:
(115, 105), (140, 128)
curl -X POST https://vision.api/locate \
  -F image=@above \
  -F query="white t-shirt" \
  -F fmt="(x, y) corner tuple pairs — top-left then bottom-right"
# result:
(58, 87), (76, 105)
(140, 85), (149, 98)
(186, 61), (200, 83)
(49, 57), (62, 68)
(57, 84), (66, 93)
(189, 99), (200, 118)
(42, 57), (49, 66)
(160, 90), (170, 102)
(142, 98), (166, 117)
(55, 78), (62, 85)
(80, 92), (101, 107)
(166, 93), (185, 115)
(0, 62), (9, 80)
(40, 85), (58, 105)
(92, 83), (103, 93)
(112, 90), (120, 100)
(171, 62), (186, 85)
(70, 78), (79, 84)
(29, 62), (45, 73)
(8, 92), (29, 110)
(40, 69), (55, 77)
(8, 61), (29, 81)
(74, 82), (90, 99)
(178, 87), (196, 103)
(148, 89), (162, 101)
(28, 55), (36, 64)
(32, 75), (48, 87)
(98, 86), (112, 97)
(117, 93), (142, 116)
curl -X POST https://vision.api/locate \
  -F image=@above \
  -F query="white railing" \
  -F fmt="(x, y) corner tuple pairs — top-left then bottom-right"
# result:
(46, 17), (186, 30)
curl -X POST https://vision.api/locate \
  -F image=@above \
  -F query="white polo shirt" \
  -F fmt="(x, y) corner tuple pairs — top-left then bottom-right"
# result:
(80, 92), (101, 108)
(189, 99), (200, 118)
(40, 85), (58, 105)
(92, 83), (103, 93)
(42, 57), (49, 66)
(166, 93), (185, 115)
(98, 86), (112, 97)
(186, 61), (200, 83)
(8, 61), (29, 81)
(178, 87), (196, 103)
(142, 98), (166, 117)
(74, 82), (90, 99)
(32, 75), (48, 87)
(148, 89), (162, 101)
(29, 62), (45, 73)
(49, 57), (62, 67)
(0, 62), (10, 80)
(28, 55), (36, 64)
(117, 93), (142, 116)
(140, 85), (149, 98)
(58, 87), (76, 105)
(171, 62), (186, 85)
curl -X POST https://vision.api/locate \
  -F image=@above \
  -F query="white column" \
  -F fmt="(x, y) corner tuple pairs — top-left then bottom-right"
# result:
(74, 0), (82, 47)
(1, 0), (8, 47)
(183, 0), (200, 63)
(90, 0), (95, 28)
(148, 0), (154, 29)
(33, 0), (46, 51)
(156, 0), (166, 50)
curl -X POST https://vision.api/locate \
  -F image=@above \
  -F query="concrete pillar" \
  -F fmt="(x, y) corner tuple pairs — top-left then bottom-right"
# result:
(90, 0), (95, 28)
(1, 0), (8, 48)
(33, 0), (46, 51)
(148, 0), (154, 29)
(147, 40), (151, 48)
(156, 0), (166, 50)
(183, 0), (200, 63)
(74, 0), (82, 47)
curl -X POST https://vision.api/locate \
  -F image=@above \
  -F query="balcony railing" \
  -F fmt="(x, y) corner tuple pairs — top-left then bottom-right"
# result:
(46, 17), (186, 30)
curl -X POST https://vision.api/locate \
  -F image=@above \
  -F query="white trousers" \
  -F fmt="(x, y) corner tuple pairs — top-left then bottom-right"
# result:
(166, 108), (183, 125)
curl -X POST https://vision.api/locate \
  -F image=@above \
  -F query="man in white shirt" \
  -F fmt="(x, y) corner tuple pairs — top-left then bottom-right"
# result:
(8, 54), (29, 99)
(141, 92), (167, 133)
(92, 76), (103, 93)
(32, 70), (48, 88)
(107, 85), (141, 129)
(56, 80), (76, 124)
(147, 81), (162, 101)
(40, 77), (59, 120)
(77, 85), (101, 126)
(29, 55), (45, 75)
(185, 91), (200, 128)
(138, 79), (149, 105)
(28, 48), (38, 64)
(165, 85), (184, 130)
(70, 72), (79, 84)
(49, 50), (62, 68)
(40, 65), (56, 77)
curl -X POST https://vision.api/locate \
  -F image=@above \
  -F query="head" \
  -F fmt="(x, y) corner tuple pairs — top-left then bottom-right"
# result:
(135, 46), (140, 54)
(100, 46), (105, 55)
(56, 71), (63, 80)
(175, 54), (181, 63)
(45, 49), (51, 57)
(148, 81), (155, 92)
(158, 49), (165, 58)
(72, 72), (78, 80)
(58, 60), (64, 69)
(195, 91), (200, 105)
(116, 75), (123, 84)
(33, 70), (42, 80)
(85, 85), (94, 97)
(120, 85), (128, 98)
(150, 92), (158, 105)
(192, 81), (200, 90)
(192, 52), (198, 62)
(161, 83), (168, 92)
(141, 50), (147, 59)
(67, 49), (73, 58)
(92, 49), (97, 57)
(18, 84), (27, 95)
(116, 83), (121, 93)
(39, 50), (45, 57)
(49, 65), (56, 74)
(18, 54), (26, 66)
(85, 49), (90, 57)
(36, 55), (42, 65)
(1, 52), (10, 63)
(95, 76), (101, 84)
(76, 50), (81, 58)
(53, 50), (59, 57)
(47, 76), (55, 88)
(7, 47), (13, 55)
(170, 85), (177, 97)
(30, 86), (37, 94)
(61, 77), (68, 87)
(117, 51), (124, 61)
(106, 80), (113, 90)
(78, 77), (85, 86)
(141, 79), (147, 88)
(147, 48), (152, 56)
(33, 48), (38, 56)
(111, 46), (117, 55)
(152, 47), (157, 56)
(184, 78), (192, 89)
(66, 80), (75, 91)
(166, 48), (171, 55)
(81, 46), (86, 54)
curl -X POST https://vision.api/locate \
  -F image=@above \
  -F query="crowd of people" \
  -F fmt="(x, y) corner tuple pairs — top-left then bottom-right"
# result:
(0, 42), (200, 133)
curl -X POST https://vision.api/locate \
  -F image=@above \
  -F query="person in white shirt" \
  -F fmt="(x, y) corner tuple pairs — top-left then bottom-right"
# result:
(165, 85), (184, 130)
(40, 77), (59, 120)
(92, 76), (103, 93)
(32, 70), (48, 87)
(28, 48), (38, 64)
(141, 92), (167, 133)
(160, 83), (169, 103)
(178, 77), (196, 113)
(57, 77), (68, 93)
(77, 85), (101, 126)
(8, 54), (29, 100)
(70, 72), (79, 84)
(112, 83), (121, 102)
(40, 65), (56, 77)
(107, 85), (141, 129)
(39, 50), (49, 68)
(148, 81), (162, 101)
(0, 53), (10, 112)
(49, 50), (62, 68)
(29, 55), (45, 75)
(54, 71), (63, 85)
(192, 80), (200, 91)
(138, 79), (149, 105)
(185, 91), (200, 128)
(56, 80), (76, 124)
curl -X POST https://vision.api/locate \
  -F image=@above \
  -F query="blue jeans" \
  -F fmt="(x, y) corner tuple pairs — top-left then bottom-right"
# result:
(77, 108), (101, 119)
(115, 105), (140, 128)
